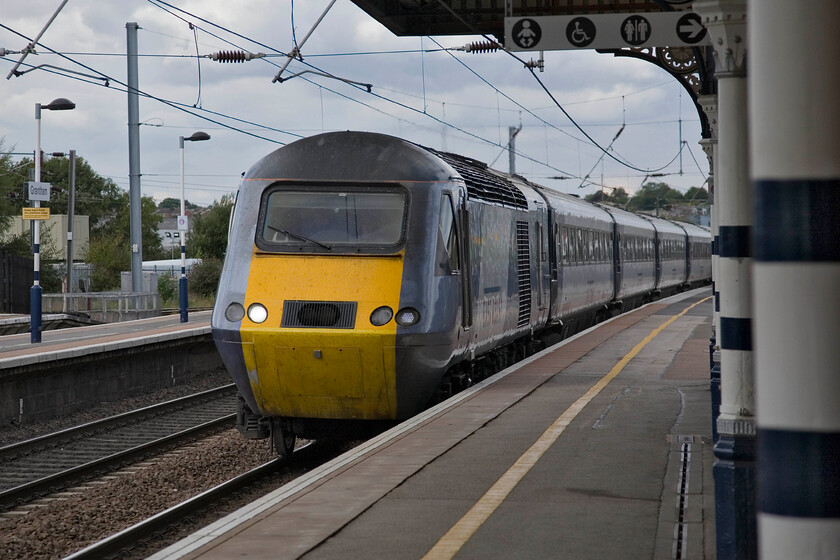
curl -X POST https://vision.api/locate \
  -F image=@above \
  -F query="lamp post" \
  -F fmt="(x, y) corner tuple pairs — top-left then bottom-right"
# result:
(178, 131), (210, 323)
(31, 97), (75, 343)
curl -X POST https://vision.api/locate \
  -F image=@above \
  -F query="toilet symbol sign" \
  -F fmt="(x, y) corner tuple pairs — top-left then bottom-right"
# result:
(505, 12), (709, 51)
(621, 15), (650, 46)
(511, 18), (542, 49)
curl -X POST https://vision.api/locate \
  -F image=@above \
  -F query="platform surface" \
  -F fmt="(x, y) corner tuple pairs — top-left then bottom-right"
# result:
(0, 312), (211, 369)
(151, 289), (715, 560)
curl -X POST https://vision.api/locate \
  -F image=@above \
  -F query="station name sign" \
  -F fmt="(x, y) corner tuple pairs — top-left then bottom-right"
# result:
(27, 181), (51, 202)
(505, 12), (709, 51)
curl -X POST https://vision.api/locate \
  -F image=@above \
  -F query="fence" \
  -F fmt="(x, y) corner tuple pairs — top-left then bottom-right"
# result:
(42, 291), (161, 322)
(0, 251), (33, 314)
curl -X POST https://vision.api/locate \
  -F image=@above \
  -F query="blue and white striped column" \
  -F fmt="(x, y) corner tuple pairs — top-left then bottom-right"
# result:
(750, 1), (840, 558)
(695, 2), (756, 558)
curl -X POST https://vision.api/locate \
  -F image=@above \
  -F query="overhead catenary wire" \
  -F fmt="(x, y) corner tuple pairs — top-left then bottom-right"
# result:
(431, 0), (688, 175)
(142, 0), (579, 178)
(0, 22), (300, 144)
(191, 23), (202, 107)
(5, 1), (688, 187)
(143, 0), (635, 180)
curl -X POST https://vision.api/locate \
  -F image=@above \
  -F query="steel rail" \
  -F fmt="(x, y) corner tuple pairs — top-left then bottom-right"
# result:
(0, 414), (235, 510)
(63, 441), (322, 560)
(0, 384), (235, 460)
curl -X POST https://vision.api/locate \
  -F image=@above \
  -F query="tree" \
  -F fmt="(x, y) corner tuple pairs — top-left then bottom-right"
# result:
(189, 195), (233, 260)
(5, 154), (123, 233)
(584, 190), (606, 203)
(0, 138), (24, 234)
(585, 186), (629, 207)
(1, 145), (168, 292)
(86, 192), (165, 290)
(684, 186), (709, 202)
(157, 197), (199, 211)
(627, 182), (684, 211)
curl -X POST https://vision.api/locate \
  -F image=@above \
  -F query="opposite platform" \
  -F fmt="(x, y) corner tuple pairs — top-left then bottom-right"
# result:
(0, 312), (210, 369)
(0, 312), (218, 424)
(151, 288), (715, 560)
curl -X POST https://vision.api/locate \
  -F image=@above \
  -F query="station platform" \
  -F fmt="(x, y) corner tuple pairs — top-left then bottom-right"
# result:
(0, 312), (218, 425)
(0, 312), (210, 368)
(150, 288), (715, 560)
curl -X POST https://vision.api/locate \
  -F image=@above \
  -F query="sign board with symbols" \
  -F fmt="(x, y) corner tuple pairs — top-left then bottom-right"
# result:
(177, 214), (189, 231)
(23, 207), (51, 220)
(27, 181), (52, 202)
(505, 12), (708, 51)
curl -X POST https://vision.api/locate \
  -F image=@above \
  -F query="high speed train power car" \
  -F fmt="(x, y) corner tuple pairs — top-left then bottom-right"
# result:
(211, 131), (711, 456)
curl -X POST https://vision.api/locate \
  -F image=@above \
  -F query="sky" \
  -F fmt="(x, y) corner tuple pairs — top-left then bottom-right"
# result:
(0, 0), (708, 207)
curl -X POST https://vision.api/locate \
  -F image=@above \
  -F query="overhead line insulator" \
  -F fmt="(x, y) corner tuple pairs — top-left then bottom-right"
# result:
(208, 50), (266, 63)
(454, 41), (501, 54)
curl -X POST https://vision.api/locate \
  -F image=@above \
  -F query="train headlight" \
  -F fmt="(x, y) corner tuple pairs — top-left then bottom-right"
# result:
(395, 307), (420, 326)
(224, 302), (246, 322)
(370, 306), (393, 326)
(247, 303), (268, 324)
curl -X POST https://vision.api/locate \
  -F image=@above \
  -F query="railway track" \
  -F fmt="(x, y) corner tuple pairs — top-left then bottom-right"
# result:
(64, 440), (349, 560)
(0, 384), (237, 511)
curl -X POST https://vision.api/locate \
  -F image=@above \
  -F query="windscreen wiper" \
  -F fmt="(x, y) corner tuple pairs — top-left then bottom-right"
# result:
(266, 225), (331, 250)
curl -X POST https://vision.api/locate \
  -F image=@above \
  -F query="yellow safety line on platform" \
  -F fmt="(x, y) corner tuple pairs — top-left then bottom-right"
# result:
(422, 296), (712, 560)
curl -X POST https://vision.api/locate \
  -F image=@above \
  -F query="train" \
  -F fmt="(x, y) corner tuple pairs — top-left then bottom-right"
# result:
(211, 131), (711, 456)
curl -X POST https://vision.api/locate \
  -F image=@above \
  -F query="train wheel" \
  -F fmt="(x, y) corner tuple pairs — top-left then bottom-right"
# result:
(271, 420), (296, 458)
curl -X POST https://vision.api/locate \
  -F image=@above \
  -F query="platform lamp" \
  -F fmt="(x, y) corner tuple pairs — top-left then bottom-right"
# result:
(31, 97), (75, 343)
(178, 131), (211, 323)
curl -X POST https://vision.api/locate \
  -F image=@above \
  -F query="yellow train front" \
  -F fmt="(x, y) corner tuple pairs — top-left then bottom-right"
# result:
(212, 132), (473, 455)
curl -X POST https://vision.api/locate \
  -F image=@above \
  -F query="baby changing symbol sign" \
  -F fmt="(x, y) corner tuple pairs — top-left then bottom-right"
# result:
(511, 18), (542, 49)
(621, 15), (651, 46)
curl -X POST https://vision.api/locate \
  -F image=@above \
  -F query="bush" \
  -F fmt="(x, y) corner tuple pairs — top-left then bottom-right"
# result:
(158, 274), (177, 305)
(188, 258), (223, 298)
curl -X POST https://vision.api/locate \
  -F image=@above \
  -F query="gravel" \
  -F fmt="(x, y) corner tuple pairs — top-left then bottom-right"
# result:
(0, 429), (279, 560)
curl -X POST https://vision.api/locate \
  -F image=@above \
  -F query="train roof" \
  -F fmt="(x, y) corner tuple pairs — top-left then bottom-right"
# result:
(641, 214), (687, 237)
(535, 187), (614, 225)
(596, 204), (656, 236)
(243, 131), (453, 184)
(244, 131), (531, 210)
(679, 221), (712, 241)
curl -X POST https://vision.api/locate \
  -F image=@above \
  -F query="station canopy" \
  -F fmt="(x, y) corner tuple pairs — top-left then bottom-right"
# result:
(348, 0), (673, 40)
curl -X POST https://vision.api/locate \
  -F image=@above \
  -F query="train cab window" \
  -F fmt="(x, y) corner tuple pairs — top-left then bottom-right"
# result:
(436, 194), (459, 274)
(258, 188), (407, 253)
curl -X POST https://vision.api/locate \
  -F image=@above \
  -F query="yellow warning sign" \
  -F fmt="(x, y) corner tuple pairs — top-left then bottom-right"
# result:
(22, 207), (50, 220)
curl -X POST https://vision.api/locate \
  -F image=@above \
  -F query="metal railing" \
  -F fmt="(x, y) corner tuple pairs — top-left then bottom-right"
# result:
(42, 291), (161, 322)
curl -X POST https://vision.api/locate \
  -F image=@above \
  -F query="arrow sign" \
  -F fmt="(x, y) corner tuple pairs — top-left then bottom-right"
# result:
(676, 13), (707, 44)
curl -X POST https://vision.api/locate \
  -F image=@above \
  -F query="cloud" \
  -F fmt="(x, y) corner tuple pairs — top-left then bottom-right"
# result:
(0, 1), (708, 206)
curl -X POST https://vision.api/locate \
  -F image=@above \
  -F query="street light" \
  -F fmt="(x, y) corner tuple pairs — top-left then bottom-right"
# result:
(31, 97), (75, 343)
(178, 131), (211, 323)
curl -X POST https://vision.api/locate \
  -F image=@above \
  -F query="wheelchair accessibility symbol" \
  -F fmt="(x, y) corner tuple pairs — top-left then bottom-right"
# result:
(566, 17), (596, 48)
(512, 18), (542, 49)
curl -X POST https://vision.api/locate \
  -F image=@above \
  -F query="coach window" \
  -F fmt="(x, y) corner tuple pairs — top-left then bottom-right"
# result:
(565, 228), (572, 263)
(436, 194), (459, 275)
